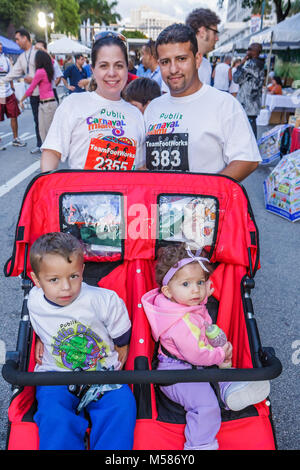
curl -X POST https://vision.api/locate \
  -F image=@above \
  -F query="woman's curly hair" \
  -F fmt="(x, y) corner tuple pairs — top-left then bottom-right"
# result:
(155, 243), (213, 287)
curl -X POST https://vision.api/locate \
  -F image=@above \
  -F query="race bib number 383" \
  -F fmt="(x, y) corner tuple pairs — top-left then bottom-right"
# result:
(84, 137), (136, 171)
(146, 133), (189, 171)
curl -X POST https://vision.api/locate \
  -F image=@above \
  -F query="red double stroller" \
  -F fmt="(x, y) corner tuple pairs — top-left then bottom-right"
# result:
(2, 170), (282, 450)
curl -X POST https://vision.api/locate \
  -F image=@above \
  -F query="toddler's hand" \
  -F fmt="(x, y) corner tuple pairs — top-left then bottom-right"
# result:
(35, 336), (44, 365)
(114, 344), (129, 369)
(223, 341), (233, 362)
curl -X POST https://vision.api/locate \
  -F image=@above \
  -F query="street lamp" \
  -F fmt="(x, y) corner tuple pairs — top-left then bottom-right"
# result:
(38, 12), (54, 44)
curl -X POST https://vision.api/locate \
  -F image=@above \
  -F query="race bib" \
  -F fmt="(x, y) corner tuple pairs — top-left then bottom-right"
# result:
(146, 133), (189, 171)
(84, 136), (136, 171)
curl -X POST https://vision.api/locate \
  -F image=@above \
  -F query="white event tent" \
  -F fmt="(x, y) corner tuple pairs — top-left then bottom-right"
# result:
(48, 37), (91, 54)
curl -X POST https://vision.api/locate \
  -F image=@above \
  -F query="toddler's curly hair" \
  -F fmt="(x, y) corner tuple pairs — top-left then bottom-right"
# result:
(155, 243), (213, 287)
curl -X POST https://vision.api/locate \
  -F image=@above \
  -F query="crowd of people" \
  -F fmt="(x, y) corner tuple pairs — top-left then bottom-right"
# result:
(1, 8), (275, 450)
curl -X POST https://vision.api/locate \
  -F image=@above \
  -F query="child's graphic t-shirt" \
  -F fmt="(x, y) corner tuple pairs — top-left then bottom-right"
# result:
(28, 282), (131, 373)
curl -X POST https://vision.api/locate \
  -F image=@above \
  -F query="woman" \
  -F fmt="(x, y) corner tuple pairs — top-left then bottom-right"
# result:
(40, 32), (145, 172)
(19, 50), (57, 143)
(268, 76), (283, 95)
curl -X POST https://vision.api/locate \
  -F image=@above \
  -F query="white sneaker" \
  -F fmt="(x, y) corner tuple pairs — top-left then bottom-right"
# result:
(30, 146), (41, 154)
(12, 138), (27, 147)
(224, 381), (270, 411)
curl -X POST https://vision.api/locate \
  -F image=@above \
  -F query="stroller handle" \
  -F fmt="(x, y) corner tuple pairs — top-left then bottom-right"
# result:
(2, 348), (282, 386)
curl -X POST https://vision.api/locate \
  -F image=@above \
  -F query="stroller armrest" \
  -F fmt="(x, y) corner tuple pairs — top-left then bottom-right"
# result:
(2, 348), (282, 386)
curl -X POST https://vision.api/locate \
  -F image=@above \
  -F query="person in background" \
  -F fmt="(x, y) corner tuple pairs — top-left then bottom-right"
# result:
(35, 40), (63, 103)
(212, 55), (232, 92)
(83, 57), (92, 78)
(62, 54), (87, 94)
(229, 58), (241, 97)
(186, 8), (220, 86)
(233, 43), (265, 139)
(0, 41), (26, 148)
(268, 76), (283, 95)
(123, 77), (161, 114)
(19, 50), (57, 143)
(63, 55), (73, 71)
(141, 40), (163, 90)
(3, 28), (42, 154)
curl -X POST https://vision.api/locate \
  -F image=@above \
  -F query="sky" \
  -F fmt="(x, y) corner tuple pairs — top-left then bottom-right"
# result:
(115, 0), (227, 24)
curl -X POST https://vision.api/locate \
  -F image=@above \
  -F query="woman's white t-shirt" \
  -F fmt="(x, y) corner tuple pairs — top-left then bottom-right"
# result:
(41, 91), (146, 170)
(143, 84), (261, 173)
(28, 282), (131, 373)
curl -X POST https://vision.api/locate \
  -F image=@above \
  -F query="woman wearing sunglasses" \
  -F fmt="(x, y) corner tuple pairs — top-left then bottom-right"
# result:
(40, 32), (145, 172)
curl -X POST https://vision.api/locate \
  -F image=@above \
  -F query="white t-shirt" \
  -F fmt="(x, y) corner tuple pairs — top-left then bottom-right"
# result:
(42, 91), (146, 170)
(0, 54), (13, 98)
(229, 67), (239, 94)
(28, 282), (131, 373)
(143, 84), (261, 173)
(213, 63), (230, 91)
(198, 57), (212, 85)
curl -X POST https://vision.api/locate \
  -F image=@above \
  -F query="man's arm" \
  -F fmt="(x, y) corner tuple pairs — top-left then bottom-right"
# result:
(219, 160), (259, 182)
(41, 149), (61, 172)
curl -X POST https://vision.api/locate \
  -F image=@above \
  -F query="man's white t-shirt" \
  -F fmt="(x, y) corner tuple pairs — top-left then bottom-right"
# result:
(213, 63), (230, 91)
(28, 282), (131, 373)
(42, 91), (146, 170)
(143, 84), (261, 173)
(0, 54), (13, 98)
(198, 57), (212, 85)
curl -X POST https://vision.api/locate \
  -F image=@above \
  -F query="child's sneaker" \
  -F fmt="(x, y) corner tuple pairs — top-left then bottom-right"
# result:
(224, 380), (270, 411)
(12, 138), (27, 147)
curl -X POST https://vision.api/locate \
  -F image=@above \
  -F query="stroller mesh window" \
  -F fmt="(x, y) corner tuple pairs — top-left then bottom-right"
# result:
(158, 195), (217, 249)
(60, 193), (123, 258)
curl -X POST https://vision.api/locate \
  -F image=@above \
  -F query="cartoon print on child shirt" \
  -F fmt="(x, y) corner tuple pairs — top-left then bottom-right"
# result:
(52, 321), (110, 371)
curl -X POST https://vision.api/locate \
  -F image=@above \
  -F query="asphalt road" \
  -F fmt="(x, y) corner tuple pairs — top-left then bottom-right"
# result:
(0, 107), (299, 450)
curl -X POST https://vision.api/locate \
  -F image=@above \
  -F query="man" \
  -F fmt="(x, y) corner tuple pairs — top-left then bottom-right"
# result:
(141, 40), (167, 92)
(143, 23), (261, 182)
(3, 29), (41, 154)
(0, 41), (26, 148)
(186, 8), (220, 85)
(35, 40), (63, 103)
(212, 55), (232, 92)
(233, 43), (265, 139)
(62, 54), (87, 93)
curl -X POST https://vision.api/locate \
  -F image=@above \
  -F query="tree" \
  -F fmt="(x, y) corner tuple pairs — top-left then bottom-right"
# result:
(79, 0), (121, 25)
(241, 0), (296, 23)
(0, 0), (81, 39)
(121, 30), (148, 39)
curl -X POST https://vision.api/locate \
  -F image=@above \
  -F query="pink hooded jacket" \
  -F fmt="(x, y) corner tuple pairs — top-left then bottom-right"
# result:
(142, 288), (225, 367)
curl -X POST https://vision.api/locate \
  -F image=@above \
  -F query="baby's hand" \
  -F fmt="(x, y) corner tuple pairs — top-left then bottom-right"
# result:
(35, 336), (44, 365)
(223, 341), (233, 362)
(114, 344), (129, 369)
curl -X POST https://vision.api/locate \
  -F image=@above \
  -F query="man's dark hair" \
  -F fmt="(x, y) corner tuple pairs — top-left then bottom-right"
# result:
(75, 54), (84, 61)
(155, 23), (198, 57)
(186, 8), (221, 32)
(123, 77), (161, 106)
(36, 39), (47, 49)
(15, 28), (31, 42)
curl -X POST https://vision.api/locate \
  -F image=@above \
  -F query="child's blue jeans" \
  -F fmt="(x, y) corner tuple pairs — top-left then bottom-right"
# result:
(34, 384), (136, 450)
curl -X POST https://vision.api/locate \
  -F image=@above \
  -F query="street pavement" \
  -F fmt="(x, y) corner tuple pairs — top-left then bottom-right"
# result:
(0, 108), (299, 450)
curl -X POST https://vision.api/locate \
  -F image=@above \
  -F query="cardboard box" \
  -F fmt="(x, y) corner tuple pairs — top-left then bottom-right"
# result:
(269, 111), (286, 124)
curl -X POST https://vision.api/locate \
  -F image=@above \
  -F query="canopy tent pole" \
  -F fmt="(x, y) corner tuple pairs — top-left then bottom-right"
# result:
(262, 31), (274, 108)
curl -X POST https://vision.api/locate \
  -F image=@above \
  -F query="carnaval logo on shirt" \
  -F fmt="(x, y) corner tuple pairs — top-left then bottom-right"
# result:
(147, 112), (183, 135)
(51, 322), (109, 371)
(86, 108), (126, 137)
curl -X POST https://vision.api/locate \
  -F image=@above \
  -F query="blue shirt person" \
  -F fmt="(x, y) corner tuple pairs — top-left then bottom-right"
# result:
(63, 54), (87, 93)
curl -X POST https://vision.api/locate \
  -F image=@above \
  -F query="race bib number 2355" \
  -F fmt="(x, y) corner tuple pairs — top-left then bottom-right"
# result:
(84, 137), (136, 171)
